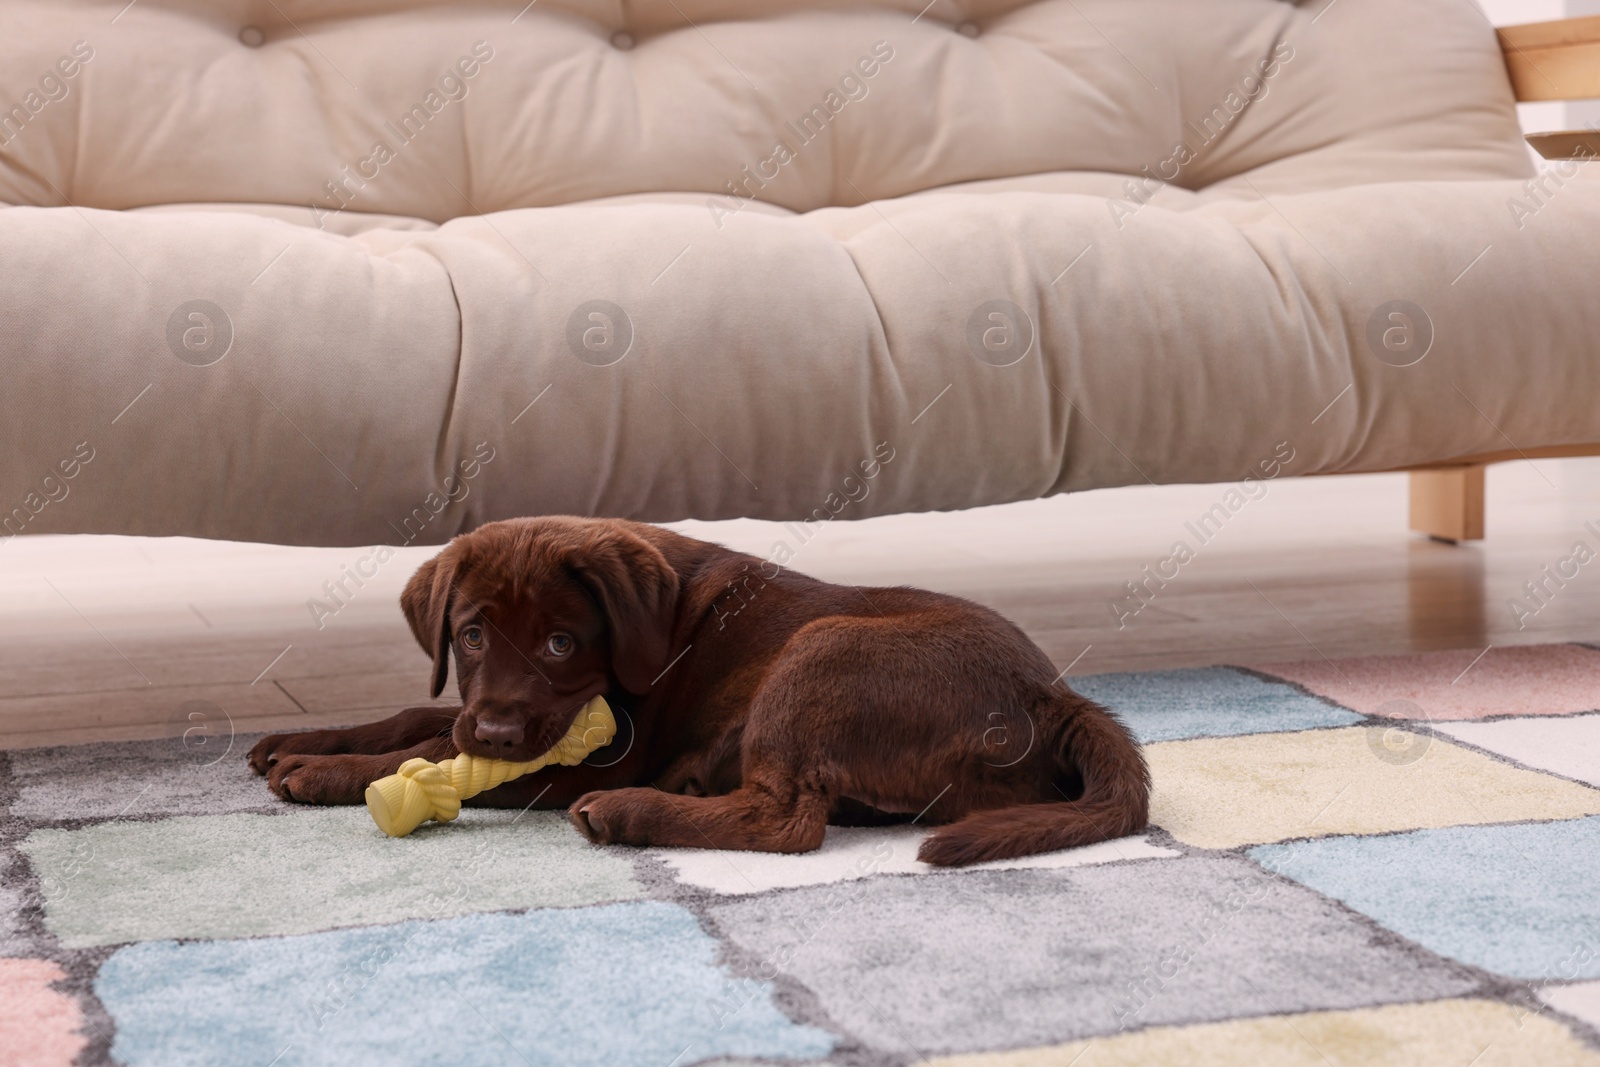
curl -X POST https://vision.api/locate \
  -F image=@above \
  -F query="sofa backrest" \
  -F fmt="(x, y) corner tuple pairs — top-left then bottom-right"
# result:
(0, 0), (1530, 221)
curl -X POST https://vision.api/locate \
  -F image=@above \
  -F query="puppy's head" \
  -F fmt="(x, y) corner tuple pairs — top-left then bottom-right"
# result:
(401, 517), (679, 761)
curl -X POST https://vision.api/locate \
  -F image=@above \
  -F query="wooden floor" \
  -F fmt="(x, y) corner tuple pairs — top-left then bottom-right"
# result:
(4, 459), (1599, 750)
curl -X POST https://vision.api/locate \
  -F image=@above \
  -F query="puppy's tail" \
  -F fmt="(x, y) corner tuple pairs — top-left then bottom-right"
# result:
(916, 695), (1150, 867)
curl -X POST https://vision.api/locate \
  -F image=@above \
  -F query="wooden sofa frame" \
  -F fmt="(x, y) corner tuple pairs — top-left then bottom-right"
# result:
(1402, 17), (1600, 543)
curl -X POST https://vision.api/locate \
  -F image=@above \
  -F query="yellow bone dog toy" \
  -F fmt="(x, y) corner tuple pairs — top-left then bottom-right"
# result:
(364, 696), (617, 837)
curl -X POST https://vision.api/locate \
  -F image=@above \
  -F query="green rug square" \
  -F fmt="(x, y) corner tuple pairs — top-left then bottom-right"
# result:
(22, 808), (641, 948)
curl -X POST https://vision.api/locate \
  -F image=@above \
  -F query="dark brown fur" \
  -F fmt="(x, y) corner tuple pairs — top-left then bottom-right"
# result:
(249, 517), (1150, 865)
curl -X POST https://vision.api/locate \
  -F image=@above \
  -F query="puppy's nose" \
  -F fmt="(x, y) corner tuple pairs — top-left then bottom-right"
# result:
(472, 718), (524, 751)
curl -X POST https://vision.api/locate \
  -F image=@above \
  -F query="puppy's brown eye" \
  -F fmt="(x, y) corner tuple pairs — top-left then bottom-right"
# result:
(545, 633), (573, 657)
(461, 627), (484, 651)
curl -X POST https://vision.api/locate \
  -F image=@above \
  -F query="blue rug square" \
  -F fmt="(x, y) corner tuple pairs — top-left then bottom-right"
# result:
(1071, 665), (1360, 743)
(95, 901), (835, 1067)
(1250, 816), (1600, 981)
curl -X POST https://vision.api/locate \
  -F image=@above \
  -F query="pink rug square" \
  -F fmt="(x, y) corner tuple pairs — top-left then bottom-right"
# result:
(0, 959), (86, 1067)
(1250, 644), (1600, 721)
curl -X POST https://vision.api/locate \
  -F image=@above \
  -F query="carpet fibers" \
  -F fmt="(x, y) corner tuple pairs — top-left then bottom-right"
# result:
(2, 642), (1599, 1066)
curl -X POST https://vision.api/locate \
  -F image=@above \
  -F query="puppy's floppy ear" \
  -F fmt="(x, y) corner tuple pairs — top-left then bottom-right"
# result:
(569, 528), (681, 695)
(400, 548), (461, 698)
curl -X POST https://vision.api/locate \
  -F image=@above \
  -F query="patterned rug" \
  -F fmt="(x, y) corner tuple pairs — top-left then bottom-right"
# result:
(3, 642), (1600, 1067)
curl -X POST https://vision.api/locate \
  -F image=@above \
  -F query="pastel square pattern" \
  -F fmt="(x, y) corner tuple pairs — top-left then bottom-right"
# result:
(95, 902), (835, 1067)
(1069, 666), (1361, 743)
(926, 999), (1600, 1066)
(1251, 644), (1600, 720)
(704, 857), (1476, 1055)
(22, 808), (643, 947)
(1436, 713), (1600, 788)
(1250, 817), (1600, 980)
(1146, 727), (1600, 849)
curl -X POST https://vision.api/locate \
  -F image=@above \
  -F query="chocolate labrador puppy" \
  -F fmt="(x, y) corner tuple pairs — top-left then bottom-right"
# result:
(249, 517), (1149, 865)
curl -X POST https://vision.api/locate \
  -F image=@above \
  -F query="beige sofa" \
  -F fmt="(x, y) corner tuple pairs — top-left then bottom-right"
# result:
(2, 0), (1598, 548)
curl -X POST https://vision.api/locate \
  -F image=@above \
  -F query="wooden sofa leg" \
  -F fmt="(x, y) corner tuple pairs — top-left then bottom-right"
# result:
(1409, 466), (1486, 543)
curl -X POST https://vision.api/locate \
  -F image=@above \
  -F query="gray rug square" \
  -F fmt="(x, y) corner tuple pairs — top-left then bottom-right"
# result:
(7, 733), (279, 823)
(703, 855), (1483, 1058)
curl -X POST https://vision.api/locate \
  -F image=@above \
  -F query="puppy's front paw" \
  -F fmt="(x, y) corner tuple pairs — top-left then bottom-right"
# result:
(569, 790), (608, 843)
(569, 790), (649, 845)
(248, 730), (343, 775)
(248, 733), (290, 775)
(266, 755), (370, 805)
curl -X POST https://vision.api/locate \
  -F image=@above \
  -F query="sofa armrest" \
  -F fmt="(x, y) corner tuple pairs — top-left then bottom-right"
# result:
(1498, 15), (1600, 101)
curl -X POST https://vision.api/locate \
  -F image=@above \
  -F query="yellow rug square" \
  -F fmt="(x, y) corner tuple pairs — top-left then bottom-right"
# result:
(929, 998), (1600, 1066)
(1144, 726), (1600, 849)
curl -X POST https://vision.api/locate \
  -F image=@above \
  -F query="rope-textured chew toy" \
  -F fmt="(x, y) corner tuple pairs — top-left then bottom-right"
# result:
(364, 696), (617, 837)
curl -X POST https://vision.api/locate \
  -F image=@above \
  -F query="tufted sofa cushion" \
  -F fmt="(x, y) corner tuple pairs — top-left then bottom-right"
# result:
(0, 0), (1533, 213)
(3, 0), (1598, 546)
